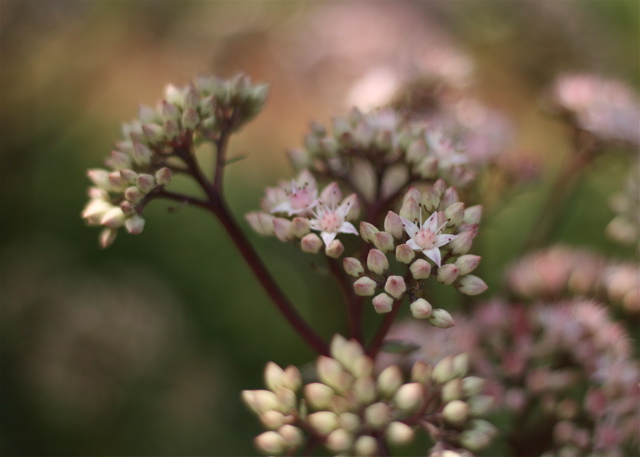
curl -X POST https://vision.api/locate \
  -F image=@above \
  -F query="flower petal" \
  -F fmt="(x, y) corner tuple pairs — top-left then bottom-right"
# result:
(338, 221), (359, 236)
(406, 239), (421, 251)
(400, 216), (419, 237)
(425, 211), (439, 232)
(423, 247), (442, 267)
(320, 231), (337, 246)
(435, 234), (457, 248)
(270, 201), (292, 214)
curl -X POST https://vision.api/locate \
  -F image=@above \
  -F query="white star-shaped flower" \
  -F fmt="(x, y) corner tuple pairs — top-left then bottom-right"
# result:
(309, 199), (359, 247)
(270, 170), (318, 216)
(400, 209), (457, 267)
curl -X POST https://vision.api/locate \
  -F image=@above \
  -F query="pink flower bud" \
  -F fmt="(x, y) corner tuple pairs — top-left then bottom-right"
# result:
(290, 217), (310, 238)
(343, 257), (364, 277)
(119, 169), (138, 183)
(411, 360), (432, 384)
(384, 275), (406, 299)
(428, 308), (455, 329)
(161, 101), (180, 121)
(442, 186), (460, 209)
(106, 150), (132, 170)
(155, 167), (172, 186)
(124, 214), (145, 234)
(455, 255), (481, 275)
(422, 186), (441, 212)
(410, 298), (432, 319)
(456, 275), (488, 296)
(183, 86), (199, 109)
(181, 107), (200, 130)
(163, 119), (180, 139)
(372, 293), (394, 313)
(433, 178), (446, 199)
(246, 212), (275, 236)
(384, 211), (404, 239)
(445, 202), (465, 228)
(136, 174), (156, 193)
(367, 249), (389, 274)
(400, 197), (420, 221)
(463, 205), (483, 225)
(99, 228), (117, 248)
(300, 233), (323, 253)
(320, 182), (342, 207)
(403, 186), (421, 204)
(437, 264), (459, 285)
(353, 277), (377, 296)
(373, 231), (395, 252)
(304, 383), (334, 410)
(449, 230), (476, 255)
(273, 217), (293, 242)
(124, 186), (144, 203)
(131, 142), (152, 166)
(359, 221), (379, 244)
(410, 259), (432, 279)
(325, 239), (345, 258)
(100, 207), (126, 228)
(141, 123), (164, 143)
(395, 244), (415, 264)
(120, 201), (136, 216)
(87, 169), (111, 189)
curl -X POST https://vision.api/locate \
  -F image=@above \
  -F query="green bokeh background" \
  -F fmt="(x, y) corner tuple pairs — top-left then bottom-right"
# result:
(1, 1), (637, 455)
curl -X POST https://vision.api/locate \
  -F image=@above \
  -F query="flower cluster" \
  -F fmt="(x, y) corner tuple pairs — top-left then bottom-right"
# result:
(246, 170), (360, 257)
(243, 335), (495, 457)
(346, 180), (487, 324)
(81, 74), (269, 247)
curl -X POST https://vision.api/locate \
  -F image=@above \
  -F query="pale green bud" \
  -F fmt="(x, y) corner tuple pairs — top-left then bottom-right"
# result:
(338, 412), (360, 432)
(433, 178), (446, 200)
(119, 168), (138, 183)
(351, 356), (374, 379)
(124, 214), (145, 234)
(456, 275), (488, 296)
(300, 233), (323, 253)
(199, 94), (216, 117)
(452, 353), (469, 378)
(287, 148), (311, 170)
(353, 376), (376, 404)
(393, 382), (424, 413)
(428, 308), (455, 329)
(384, 211), (405, 239)
(317, 357), (352, 393)
(432, 356), (455, 385)
(445, 202), (465, 228)
(441, 378), (463, 403)
(403, 186), (421, 204)
(163, 119), (180, 139)
(459, 429), (492, 451)
(265, 362), (286, 392)
(373, 231), (395, 252)
(141, 123), (164, 144)
(437, 264), (459, 285)
(441, 186), (460, 209)
(107, 150), (132, 170)
(343, 257), (364, 277)
(359, 221), (379, 244)
(326, 428), (353, 452)
(273, 218), (293, 242)
(325, 239), (345, 258)
(448, 230), (475, 255)
(468, 395), (494, 416)
(100, 207), (126, 228)
(385, 421), (414, 445)
(395, 244), (415, 264)
(182, 107), (200, 130)
(462, 376), (486, 398)
(308, 411), (339, 435)
(278, 424), (303, 448)
(275, 387), (297, 413)
(364, 402), (391, 429)
(131, 142), (152, 166)
(161, 100), (181, 121)
(384, 275), (406, 299)
(372, 293), (394, 313)
(455, 255), (481, 275)
(411, 360), (432, 385)
(82, 199), (114, 224)
(136, 173), (156, 193)
(406, 139), (427, 163)
(354, 435), (377, 456)
(283, 366), (302, 392)
(260, 410), (287, 429)
(410, 298), (433, 319)
(246, 212), (275, 236)
(377, 365), (403, 398)
(304, 383), (334, 410)
(155, 167), (172, 186)
(106, 171), (127, 191)
(416, 156), (439, 179)
(330, 334), (348, 359)
(254, 431), (286, 454)
(290, 217), (310, 238)
(242, 389), (279, 414)
(367, 249), (389, 274)
(400, 197), (420, 221)
(442, 400), (469, 424)
(410, 259), (431, 279)
(463, 205), (482, 225)
(422, 186), (441, 213)
(353, 277), (377, 296)
(468, 418), (498, 437)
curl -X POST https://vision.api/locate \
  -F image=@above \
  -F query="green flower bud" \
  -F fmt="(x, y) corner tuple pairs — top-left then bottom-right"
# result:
(385, 421), (414, 445)
(442, 400), (469, 424)
(456, 275), (488, 296)
(428, 308), (455, 329)
(278, 424), (303, 448)
(468, 395), (494, 416)
(163, 119), (180, 139)
(395, 244), (415, 264)
(308, 411), (339, 435)
(432, 356), (455, 385)
(406, 139), (427, 163)
(459, 429), (492, 451)
(462, 376), (486, 398)
(343, 257), (365, 277)
(393, 382), (424, 413)
(182, 107), (200, 130)
(265, 362), (286, 392)
(452, 353), (469, 378)
(377, 365), (403, 398)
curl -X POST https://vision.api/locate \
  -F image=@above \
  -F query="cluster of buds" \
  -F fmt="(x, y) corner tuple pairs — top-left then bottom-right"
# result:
(346, 180), (486, 325)
(243, 335), (495, 456)
(82, 73), (269, 247)
(506, 245), (639, 314)
(606, 162), (640, 253)
(246, 170), (359, 258)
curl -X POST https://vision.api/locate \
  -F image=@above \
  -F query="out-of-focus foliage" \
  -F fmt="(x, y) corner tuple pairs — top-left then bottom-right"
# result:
(1, 1), (637, 455)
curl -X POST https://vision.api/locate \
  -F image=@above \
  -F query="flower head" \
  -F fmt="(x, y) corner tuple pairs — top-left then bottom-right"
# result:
(401, 207), (457, 266)
(309, 199), (359, 247)
(269, 170), (319, 216)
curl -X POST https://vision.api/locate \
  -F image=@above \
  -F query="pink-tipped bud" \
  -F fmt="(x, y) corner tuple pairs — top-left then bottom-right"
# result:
(364, 402), (391, 429)
(422, 186), (440, 212)
(403, 186), (422, 204)
(442, 186), (460, 209)
(463, 205), (483, 225)
(278, 424), (303, 447)
(163, 119), (180, 139)
(124, 215), (145, 234)
(254, 431), (286, 454)
(385, 421), (415, 445)
(384, 211), (404, 239)
(273, 217), (293, 242)
(437, 264), (459, 285)
(120, 201), (136, 215)
(290, 217), (310, 238)
(432, 356), (456, 384)
(455, 255), (481, 275)
(367, 249), (389, 275)
(353, 376), (376, 404)
(183, 85), (199, 109)
(433, 178), (446, 199)
(400, 197), (420, 221)
(456, 275), (488, 296)
(246, 212), (275, 236)
(136, 174), (156, 193)
(99, 228), (117, 248)
(372, 293), (394, 313)
(396, 244), (415, 264)
(107, 150), (132, 170)
(141, 123), (164, 144)
(445, 202), (465, 228)
(416, 156), (439, 179)
(428, 308), (455, 329)
(100, 207), (126, 228)
(393, 383), (424, 413)
(411, 360), (432, 385)
(443, 400), (469, 424)
(343, 257), (364, 277)
(161, 100), (180, 121)
(325, 239), (345, 258)
(373, 231), (395, 252)
(449, 230), (476, 255)
(308, 411), (339, 435)
(181, 107), (200, 130)
(384, 275), (406, 299)
(359, 221), (379, 244)
(304, 383), (334, 410)
(260, 410), (286, 429)
(410, 259), (432, 279)
(155, 167), (172, 186)
(131, 142), (152, 166)
(353, 277), (377, 296)
(410, 298), (433, 319)
(87, 169), (111, 189)
(119, 169), (138, 183)
(300, 233), (323, 253)
(320, 182), (342, 207)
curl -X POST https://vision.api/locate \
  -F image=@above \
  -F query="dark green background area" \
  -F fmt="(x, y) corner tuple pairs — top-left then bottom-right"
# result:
(1, 1), (637, 455)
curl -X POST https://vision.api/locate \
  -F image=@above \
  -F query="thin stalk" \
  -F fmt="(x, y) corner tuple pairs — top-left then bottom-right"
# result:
(327, 258), (362, 343)
(367, 297), (403, 358)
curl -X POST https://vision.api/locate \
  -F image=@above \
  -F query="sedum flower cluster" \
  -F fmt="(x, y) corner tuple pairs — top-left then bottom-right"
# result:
(243, 335), (495, 457)
(82, 74), (268, 247)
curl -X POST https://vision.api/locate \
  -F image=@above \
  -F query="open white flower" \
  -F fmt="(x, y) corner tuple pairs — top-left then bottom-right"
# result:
(270, 170), (318, 216)
(400, 209), (457, 267)
(309, 198), (359, 247)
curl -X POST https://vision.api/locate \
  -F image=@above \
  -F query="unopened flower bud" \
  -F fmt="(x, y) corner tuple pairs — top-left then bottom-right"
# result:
(246, 212), (275, 236)
(406, 139), (427, 163)
(468, 395), (494, 416)
(338, 412), (360, 432)
(433, 179), (446, 199)
(300, 233), (323, 253)
(163, 119), (180, 139)
(354, 277), (377, 296)
(99, 228), (117, 248)
(273, 218), (294, 242)
(411, 360), (432, 385)
(400, 197), (420, 221)
(141, 123), (164, 144)
(445, 202), (465, 227)
(131, 142), (152, 166)
(181, 107), (200, 130)
(260, 410), (287, 429)
(394, 383), (424, 412)
(449, 230), (476, 255)
(320, 182), (342, 207)
(125, 214), (145, 234)
(437, 264), (459, 285)
(325, 239), (345, 258)
(364, 402), (391, 429)
(343, 257), (364, 277)
(136, 174), (156, 193)
(459, 430), (492, 451)
(432, 356), (455, 384)
(367, 249), (389, 274)
(155, 167), (172, 186)
(265, 362), (287, 392)
(254, 431), (286, 454)
(384, 276), (406, 299)
(463, 205), (483, 225)
(353, 376), (376, 404)
(87, 169), (111, 189)
(442, 400), (469, 424)
(452, 353), (469, 378)
(416, 156), (439, 179)
(385, 421), (414, 445)
(244, 389), (279, 414)
(372, 293), (394, 313)
(119, 169), (138, 183)
(326, 428), (352, 452)
(441, 378), (463, 403)
(456, 275), (488, 296)
(278, 424), (303, 448)
(374, 231), (395, 252)
(359, 221), (379, 244)
(308, 411), (339, 435)
(107, 150), (132, 170)
(290, 217), (310, 238)
(378, 365), (403, 398)
(428, 308), (455, 329)
(354, 435), (377, 456)
(410, 298), (433, 319)
(442, 187), (460, 209)
(120, 201), (136, 215)
(422, 187), (441, 212)
(304, 383), (334, 410)
(317, 356), (350, 392)
(462, 376), (486, 398)
(161, 100), (180, 121)
(384, 211), (405, 239)
(410, 259), (431, 279)
(395, 244), (415, 264)
(100, 207), (126, 228)
(455, 255), (481, 275)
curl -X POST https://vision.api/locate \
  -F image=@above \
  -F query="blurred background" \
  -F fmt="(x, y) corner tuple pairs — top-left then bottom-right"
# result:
(1, 1), (638, 455)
